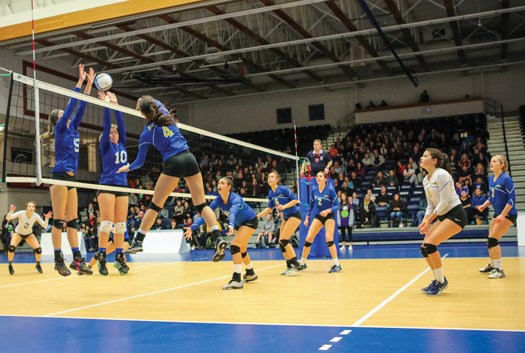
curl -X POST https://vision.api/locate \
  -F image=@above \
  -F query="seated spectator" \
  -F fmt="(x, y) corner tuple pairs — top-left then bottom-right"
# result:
(360, 194), (377, 227)
(473, 163), (487, 184)
(375, 185), (391, 208)
(371, 149), (385, 168)
(386, 169), (399, 191)
(471, 188), (489, 225)
(396, 160), (406, 184)
(403, 157), (419, 186)
(459, 190), (473, 224)
(373, 171), (388, 188)
(417, 196), (427, 226)
(455, 181), (469, 198)
(473, 177), (488, 194)
(355, 162), (366, 178)
(389, 193), (405, 227)
(458, 153), (472, 171)
(457, 165), (472, 185)
(255, 214), (275, 248)
(366, 189), (376, 203)
(172, 199), (185, 223)
(449, 154), (458, 179)
(152, 218), (165, 230)
(362, 152), (374, 168)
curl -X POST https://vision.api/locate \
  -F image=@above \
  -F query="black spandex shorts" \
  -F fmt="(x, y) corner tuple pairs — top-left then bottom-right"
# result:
(52, 172), (76, 190)
(284, 211), (302, 221)
(437, 204), (467, 228)
(234, 217), (259, 231)
(97, 185), (129, 198)
(162, 150), (201, 178)
(314, 213), (335, 225)
(493, 213), (517, 225)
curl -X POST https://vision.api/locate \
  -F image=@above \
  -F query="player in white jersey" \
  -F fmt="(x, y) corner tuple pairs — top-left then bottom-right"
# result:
(5, 202), (52, 275)
(418, 148), (467, 296)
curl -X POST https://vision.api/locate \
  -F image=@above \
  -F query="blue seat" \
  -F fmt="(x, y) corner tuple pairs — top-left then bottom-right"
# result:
(375, 206), (388, 221)
(409, 197), (421, 205)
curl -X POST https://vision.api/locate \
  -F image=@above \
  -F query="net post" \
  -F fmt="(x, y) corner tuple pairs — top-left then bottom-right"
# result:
(2, 71), (14, 183)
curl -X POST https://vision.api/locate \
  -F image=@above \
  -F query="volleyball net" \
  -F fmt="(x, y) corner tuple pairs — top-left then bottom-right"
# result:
(1, 69), (300, 206)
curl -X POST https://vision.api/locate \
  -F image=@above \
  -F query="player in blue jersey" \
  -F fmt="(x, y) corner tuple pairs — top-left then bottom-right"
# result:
(186, 177), (259, 289)
(94, 91), (130, 275)
(418, 148), (467, 296)
(301, 171), (341, 273)
(116, 95), (226, 262)
(40, 64), (94, 276)
(476, 155), (517, 279)
(257, 171), (305, 276)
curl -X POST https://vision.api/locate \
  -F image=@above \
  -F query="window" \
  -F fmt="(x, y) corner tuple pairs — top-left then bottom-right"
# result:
(11, 148), (33, 164)
(309, 104), (325, 121)
(276, 107), (292, 124)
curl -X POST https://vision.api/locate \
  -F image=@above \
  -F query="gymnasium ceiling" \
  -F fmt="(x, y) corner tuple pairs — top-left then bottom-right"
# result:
(3, 0), (525, 104)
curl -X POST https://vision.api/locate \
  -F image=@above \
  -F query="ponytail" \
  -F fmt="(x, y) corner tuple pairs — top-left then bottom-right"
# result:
(138, 95), (177, 126)
(40, 109), (60, 140)
(426, 148), (452, 175)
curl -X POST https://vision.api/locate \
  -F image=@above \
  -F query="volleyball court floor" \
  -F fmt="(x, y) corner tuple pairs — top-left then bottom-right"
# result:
(0, 242), (523, 353)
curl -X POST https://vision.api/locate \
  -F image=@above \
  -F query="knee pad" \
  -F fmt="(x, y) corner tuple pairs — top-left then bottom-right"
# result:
(99, 220), (113, 234)
(148, 201), (163, 213)
(423, 243), (437, 255)
(8, 245), (16, 253)
(326, 241), (334, 247)
(230, 245), (241, 255)
(420, 246), (428, 257)
(195, 203), (206, 215)
(53, 219), (65, 230)
(66, 219), (78, 229)
(304, 241), (312, 248)
(114, 222), (127, 234)
(488, 237), (499, 249)
(241, 251), (247, 258)
(279, 239), (290, 252)
(34, 247), (42, 254)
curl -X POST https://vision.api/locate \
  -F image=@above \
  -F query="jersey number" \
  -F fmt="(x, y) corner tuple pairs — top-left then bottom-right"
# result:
(162, 126), (174, 138)
(114, 151), (128, 164)
(74, 138), (80, 153)
(318, 198), (322, 206)
(24, 222), (30, 229)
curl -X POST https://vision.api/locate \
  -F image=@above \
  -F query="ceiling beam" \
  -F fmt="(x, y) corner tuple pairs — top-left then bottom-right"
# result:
(443, 0), (466, 64)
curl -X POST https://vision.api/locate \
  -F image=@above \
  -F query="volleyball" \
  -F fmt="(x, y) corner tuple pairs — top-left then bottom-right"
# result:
(94, 73), (113, 92)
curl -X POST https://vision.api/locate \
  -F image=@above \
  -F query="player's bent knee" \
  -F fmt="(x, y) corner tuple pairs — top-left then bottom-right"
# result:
(304, 241), (312, 248)
(66, 219), (78, 229)
(326, 241), (334, 247)
(34, 247), (42, 254)
(230, 245), (241, 255)
(423, 243), (437, 255)
(8, 245), (16, 253)
(241, 251), (247, 258)
(53, 219), (65, 230)
(488, 237), (499, 249)
(114, 222), (127, 234)
(148, 201), (163, 213)
(420, 246), (428, 257)
(99, 220), (112, 233)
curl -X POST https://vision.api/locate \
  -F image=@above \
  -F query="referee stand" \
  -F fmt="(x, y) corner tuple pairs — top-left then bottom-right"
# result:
(298, 172), (338, 258)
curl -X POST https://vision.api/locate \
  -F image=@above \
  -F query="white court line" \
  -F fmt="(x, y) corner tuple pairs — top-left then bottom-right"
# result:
(329, 337), (342, 342)
(351, 253), (449, 327)
(318, 345), (332, 351)
(0, 262), (172, 289)
(340, 330), (352, 335)
(44, 263), (283, 317)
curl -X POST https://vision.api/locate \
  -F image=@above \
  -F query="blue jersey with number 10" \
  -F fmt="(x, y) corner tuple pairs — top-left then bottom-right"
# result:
(52, 87), (86, 174)
(99, 108), (128, 186)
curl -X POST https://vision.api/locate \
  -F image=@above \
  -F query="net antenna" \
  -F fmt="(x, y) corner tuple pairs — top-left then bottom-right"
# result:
(31, 0), (43, 186)
(293, 120), (300, 201)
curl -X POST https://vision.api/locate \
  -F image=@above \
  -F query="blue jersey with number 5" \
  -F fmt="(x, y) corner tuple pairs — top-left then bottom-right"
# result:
(52, 86), (86, 174)
(100, 108), (128, 186)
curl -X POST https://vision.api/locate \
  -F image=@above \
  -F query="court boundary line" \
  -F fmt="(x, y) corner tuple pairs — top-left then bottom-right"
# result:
(44, 263), (283, 317)
(351, 253), (449, 327)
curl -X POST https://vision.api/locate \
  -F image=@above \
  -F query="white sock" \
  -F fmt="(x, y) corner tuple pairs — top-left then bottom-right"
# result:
(210, 224), (219, 232)
(233, 264), (242, 274)
(493, 259), (502, 270)
(301, 258), (307, 265)
(245, 262), (253, 270)
(434, 267), (445, 283)
(490, 259), (495, 267)
(333, 258), (339, 266)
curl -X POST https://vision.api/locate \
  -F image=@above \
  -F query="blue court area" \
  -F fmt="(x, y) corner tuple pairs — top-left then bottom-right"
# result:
(0, 316), (523, 353)
(1, 242), (523, 353)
